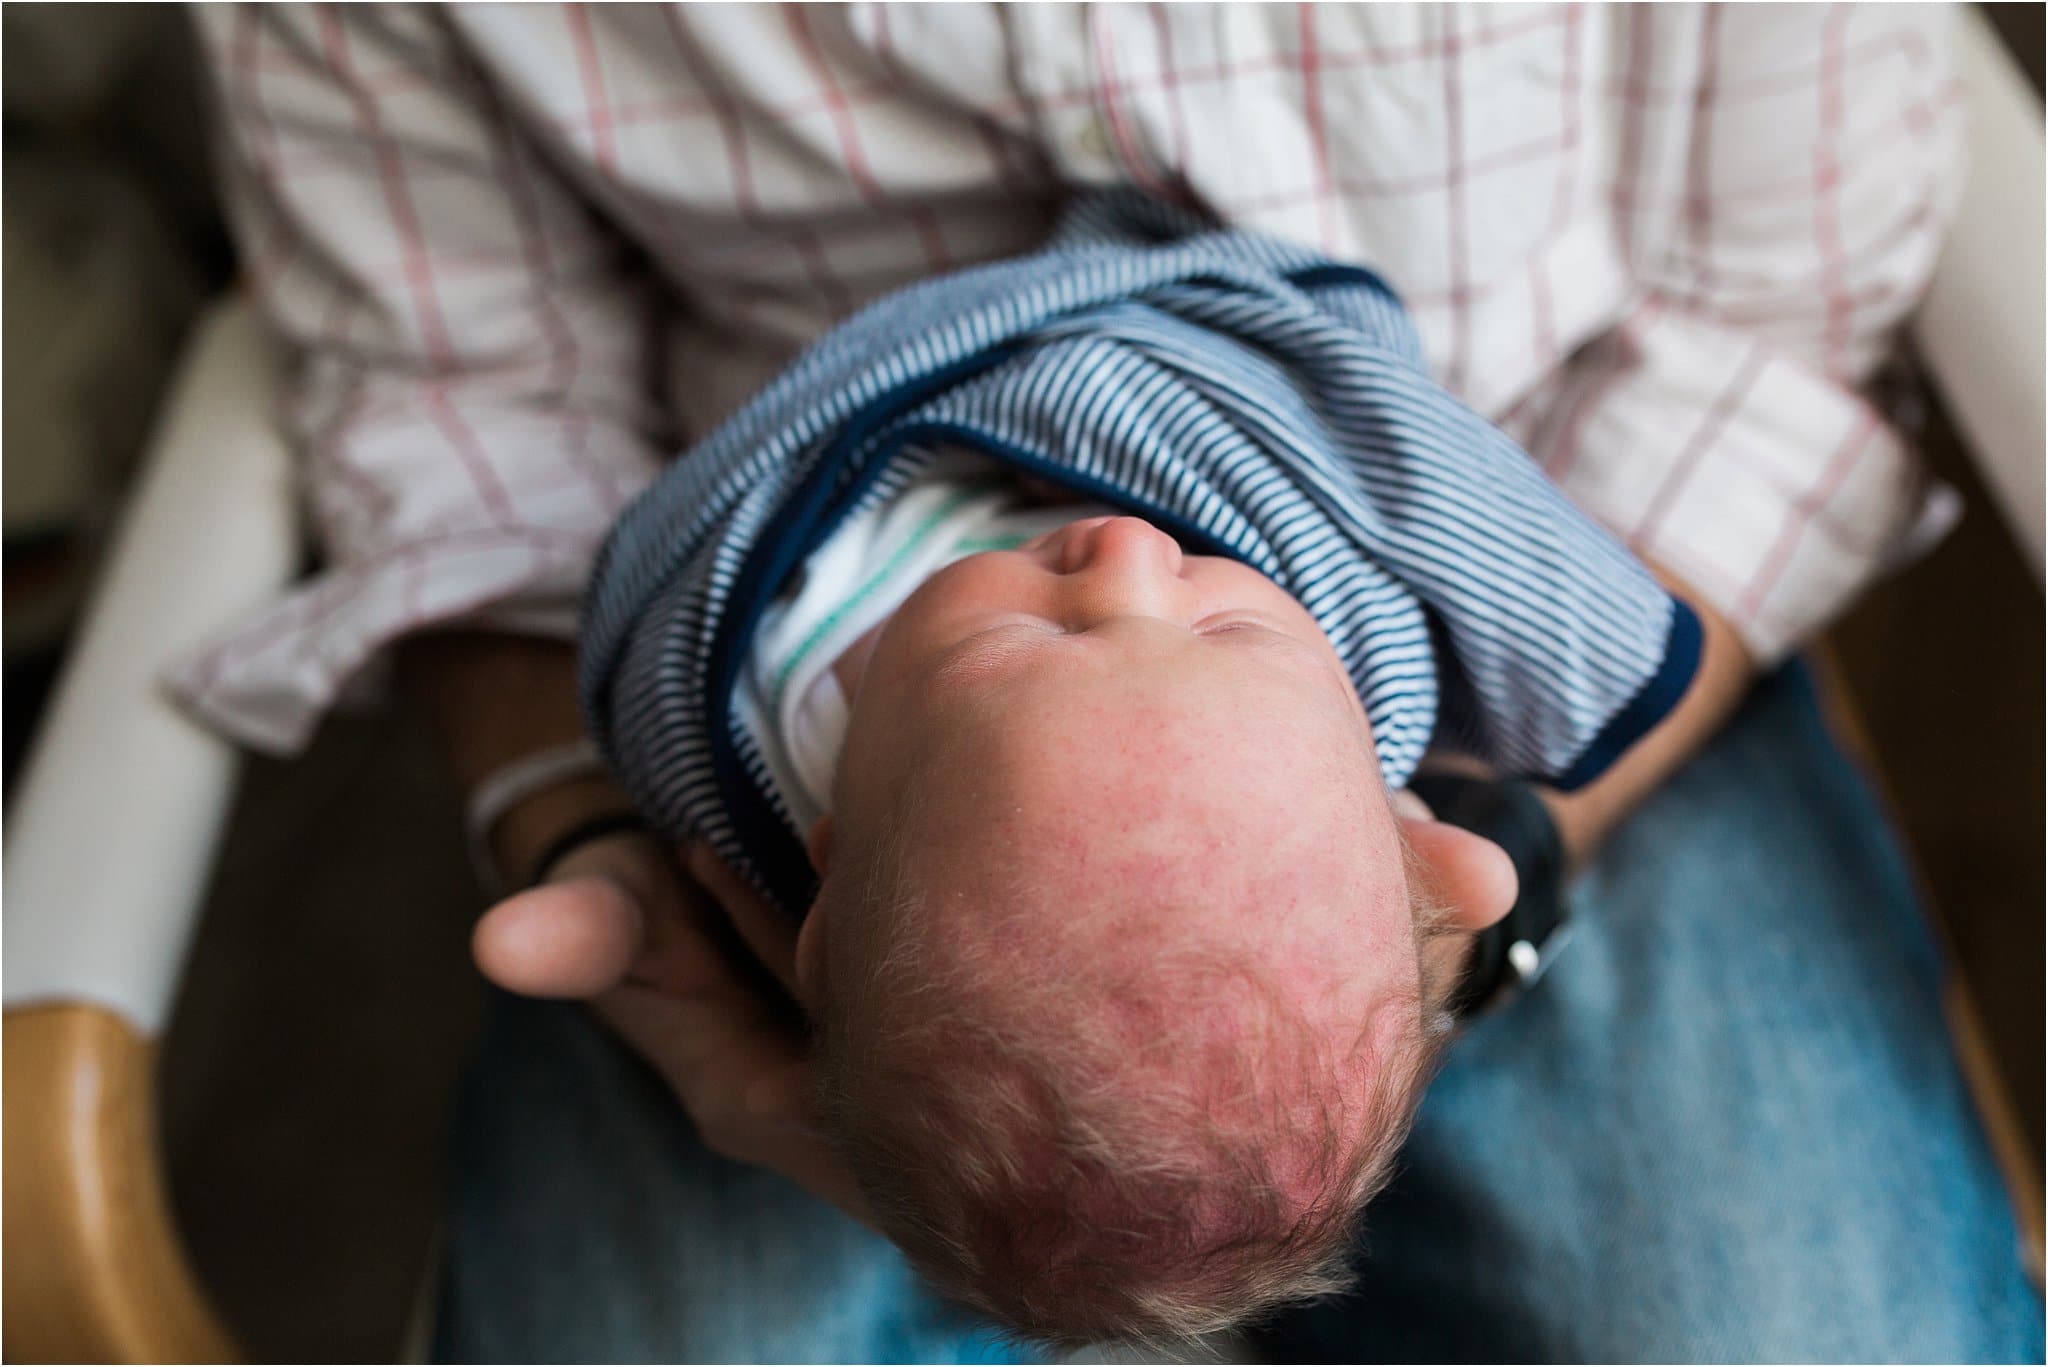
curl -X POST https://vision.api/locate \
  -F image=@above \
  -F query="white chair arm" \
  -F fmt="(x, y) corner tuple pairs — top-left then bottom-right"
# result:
(1911, 9), (2046, 581)
(3, 292), (297, 1035)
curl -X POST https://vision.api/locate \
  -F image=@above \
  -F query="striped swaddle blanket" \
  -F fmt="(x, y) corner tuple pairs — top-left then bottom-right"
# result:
(582, 192), (1700, 914)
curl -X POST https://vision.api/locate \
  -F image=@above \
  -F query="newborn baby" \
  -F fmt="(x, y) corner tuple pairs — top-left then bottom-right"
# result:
(567, 191), (1700, 1347)
(733, 455), (1520, 1342)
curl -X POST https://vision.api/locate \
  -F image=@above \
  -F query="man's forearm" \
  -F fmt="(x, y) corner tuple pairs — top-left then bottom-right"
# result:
(1542, 568), (1756, 865)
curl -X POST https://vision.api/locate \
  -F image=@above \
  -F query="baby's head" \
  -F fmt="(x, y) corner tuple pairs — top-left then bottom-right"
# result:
(793, 515), (1512, 1346)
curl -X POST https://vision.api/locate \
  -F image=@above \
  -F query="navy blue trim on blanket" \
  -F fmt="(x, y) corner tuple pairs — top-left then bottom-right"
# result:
(1552, 597), (1703, 793)
(1285, 262), (1397, 296)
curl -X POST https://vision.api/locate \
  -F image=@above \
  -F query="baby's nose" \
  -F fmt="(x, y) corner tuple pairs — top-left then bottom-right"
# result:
(1057, 515), (1186, 625)
(1061, 515), (1184, 577)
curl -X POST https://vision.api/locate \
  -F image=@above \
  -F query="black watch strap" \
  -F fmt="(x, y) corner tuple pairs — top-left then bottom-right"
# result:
(1404, 773), (1572, 1020)
(526, 810), (650, 888)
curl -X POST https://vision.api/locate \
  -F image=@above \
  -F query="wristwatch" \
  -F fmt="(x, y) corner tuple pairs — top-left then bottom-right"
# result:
(1404, 772), (1573, 1021)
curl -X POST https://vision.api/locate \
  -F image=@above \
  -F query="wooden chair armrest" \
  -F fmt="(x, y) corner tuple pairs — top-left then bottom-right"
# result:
(4, 292), (292, 1360)
(5, 1003), (236, 1361)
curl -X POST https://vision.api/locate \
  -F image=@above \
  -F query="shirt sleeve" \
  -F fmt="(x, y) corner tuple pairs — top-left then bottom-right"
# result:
(1513, 3), (1964, 664)
(169, 5), (669, 752)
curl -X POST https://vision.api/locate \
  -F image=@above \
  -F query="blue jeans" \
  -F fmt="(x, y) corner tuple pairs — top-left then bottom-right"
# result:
(432, 666), (2042, 1362)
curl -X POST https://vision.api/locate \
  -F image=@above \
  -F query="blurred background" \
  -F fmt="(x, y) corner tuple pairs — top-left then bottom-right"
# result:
(2, 5), (2041, 1360)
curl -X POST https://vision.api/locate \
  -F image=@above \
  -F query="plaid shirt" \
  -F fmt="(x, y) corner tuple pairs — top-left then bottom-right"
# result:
(179, 2), (1963, 753)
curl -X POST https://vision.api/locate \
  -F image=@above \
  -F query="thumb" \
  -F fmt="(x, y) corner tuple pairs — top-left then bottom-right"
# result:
(473, 875), (645, 999)
(1399, 815), (1519, 934)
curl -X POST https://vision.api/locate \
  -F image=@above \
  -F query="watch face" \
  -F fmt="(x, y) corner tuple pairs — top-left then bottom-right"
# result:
(1510, 923), (1574, 991)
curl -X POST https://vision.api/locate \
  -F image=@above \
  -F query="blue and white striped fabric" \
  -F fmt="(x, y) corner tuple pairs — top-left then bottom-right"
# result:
(581, 192), (1700, 914)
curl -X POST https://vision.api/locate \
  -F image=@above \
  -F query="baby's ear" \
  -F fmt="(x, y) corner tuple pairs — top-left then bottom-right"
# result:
(806, 814), (834, 874)
(1396, 811), (1517, 933)
(793, 905), (828, 1008)
(797, 816), (835, 1008)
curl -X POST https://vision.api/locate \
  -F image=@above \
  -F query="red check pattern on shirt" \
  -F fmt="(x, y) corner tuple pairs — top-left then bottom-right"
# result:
(180, 3), (1963, 753)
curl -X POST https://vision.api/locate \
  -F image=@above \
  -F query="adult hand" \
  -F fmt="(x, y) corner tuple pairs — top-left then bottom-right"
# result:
(472, 830), (872, 1225)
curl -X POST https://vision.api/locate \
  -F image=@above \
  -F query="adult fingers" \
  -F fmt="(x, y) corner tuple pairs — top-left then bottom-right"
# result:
(683, 842), (803, 1000)
(472, 876), (644, 998)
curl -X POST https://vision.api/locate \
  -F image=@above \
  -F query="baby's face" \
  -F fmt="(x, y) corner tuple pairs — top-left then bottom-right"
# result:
(819, 514), (1421, 1050)
(851, 513), (1367, 725)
